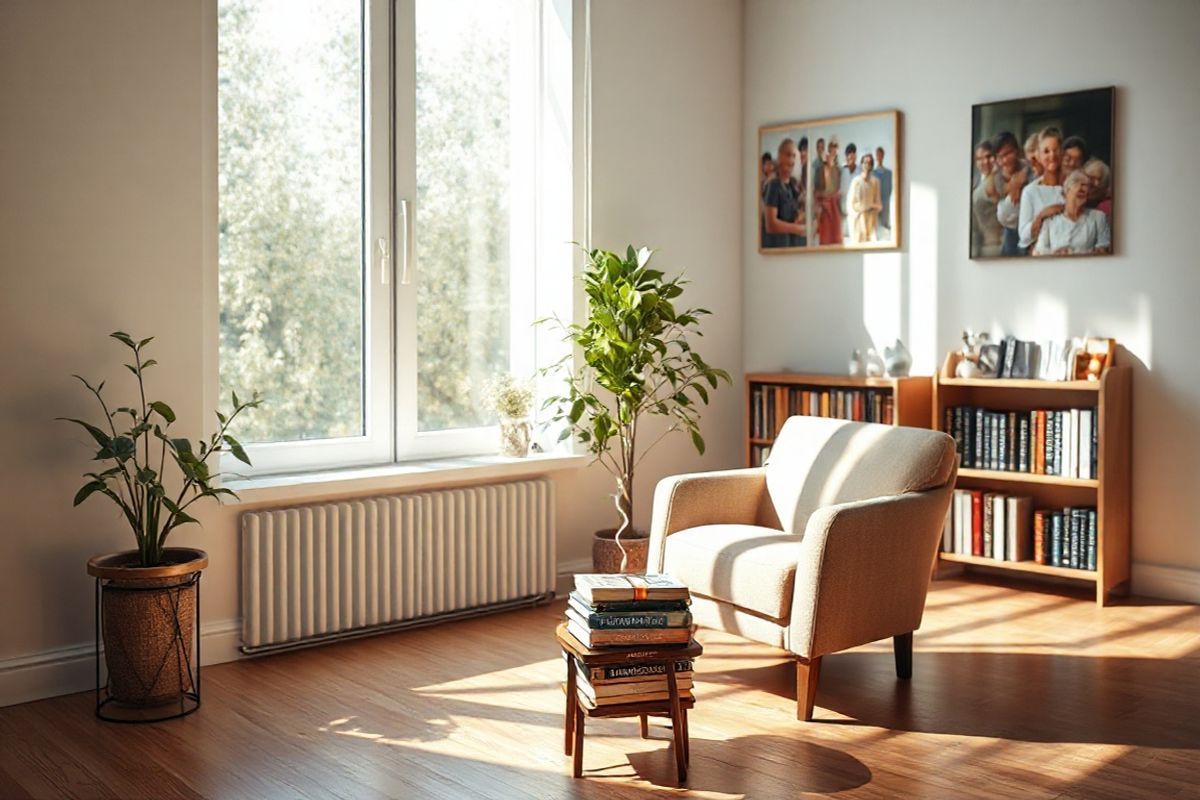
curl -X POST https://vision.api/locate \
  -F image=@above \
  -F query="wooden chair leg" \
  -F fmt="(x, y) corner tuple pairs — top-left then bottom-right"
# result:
(894, 632), (913, 680)
(681, 709), (689, 765)
(796, 656), (822, 721)
(666, 661), (686, 783)
(564, 665), (576, 755)
(639, 714), (649, 739)
(572, 706), (585, 778)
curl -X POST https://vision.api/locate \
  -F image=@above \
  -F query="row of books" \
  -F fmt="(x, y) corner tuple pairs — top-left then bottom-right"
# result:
(943, 490), (1098, 571)
(1034, 508), (1098, 571)
(944, 490), (1032, 562)
(565, 574), (695, 707)
(750, 385), (894, 439)
(944, 406), (1098, 479)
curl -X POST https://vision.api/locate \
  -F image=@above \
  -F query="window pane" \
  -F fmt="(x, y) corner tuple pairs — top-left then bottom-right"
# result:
(218, 0), (364, 443)
(415, 0), (515, 432)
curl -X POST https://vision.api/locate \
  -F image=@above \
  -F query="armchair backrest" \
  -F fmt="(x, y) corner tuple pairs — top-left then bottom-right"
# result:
(765, 416), (957, 534)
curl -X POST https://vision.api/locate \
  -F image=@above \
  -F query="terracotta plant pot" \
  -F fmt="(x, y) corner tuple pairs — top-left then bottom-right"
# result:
(86, 547), (208, 707)
(592, 528), (649, 574)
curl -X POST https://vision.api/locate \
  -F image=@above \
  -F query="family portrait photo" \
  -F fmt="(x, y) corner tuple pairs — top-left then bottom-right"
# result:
(759, 110), (900, 253)
(970, 87), (1114, 259)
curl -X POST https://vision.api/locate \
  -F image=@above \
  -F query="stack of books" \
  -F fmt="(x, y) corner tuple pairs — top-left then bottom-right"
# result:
(565, 573), (695, 707)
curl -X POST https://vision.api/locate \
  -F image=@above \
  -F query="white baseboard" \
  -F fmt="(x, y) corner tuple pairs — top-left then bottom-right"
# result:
(1132, 563), (1200, 604)
(0, 618), (243, 708)
(556, 557), (592, 596)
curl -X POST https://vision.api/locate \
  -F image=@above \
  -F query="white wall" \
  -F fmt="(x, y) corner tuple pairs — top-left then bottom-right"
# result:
(0, 0), (743, 705)
(743, 0), (1200, 597)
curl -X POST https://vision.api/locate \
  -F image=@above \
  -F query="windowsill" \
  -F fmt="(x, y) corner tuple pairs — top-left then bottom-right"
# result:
(224, 452), (590, 506)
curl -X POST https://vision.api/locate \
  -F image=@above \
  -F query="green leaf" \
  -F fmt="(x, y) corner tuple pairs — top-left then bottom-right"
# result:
(149, 401), (176, 423)
(690, 429), (706, 456)
(57, 417), (111, 448)
(557, 427), (572, 443)
(140, 359), (158, 369)
(73, 481), (105, 506)
(231, 390), (240, 409)
(568, 399), (585, 424)
(223, 434), (251, 466)
(136, 466), (158, 484)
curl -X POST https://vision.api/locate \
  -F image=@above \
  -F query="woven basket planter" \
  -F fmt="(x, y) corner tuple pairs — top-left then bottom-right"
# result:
(591, 529), (649, 574)
(87, 548), (208, 707)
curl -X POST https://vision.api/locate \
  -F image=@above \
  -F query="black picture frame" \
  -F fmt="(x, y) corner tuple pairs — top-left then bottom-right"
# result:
(969, 87), (1115, 260)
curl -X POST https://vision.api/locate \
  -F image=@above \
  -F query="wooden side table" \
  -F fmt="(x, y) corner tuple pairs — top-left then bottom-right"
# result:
(556, 622), (702, 783)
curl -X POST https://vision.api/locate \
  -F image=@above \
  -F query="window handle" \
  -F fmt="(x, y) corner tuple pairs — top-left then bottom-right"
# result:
(377, 237), (390, 285)
(398, 199), (412, 285)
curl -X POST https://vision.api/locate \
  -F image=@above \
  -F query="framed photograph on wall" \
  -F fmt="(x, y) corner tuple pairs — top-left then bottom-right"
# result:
(758, 110), (901, 254)
(970, 86), (1114, 259)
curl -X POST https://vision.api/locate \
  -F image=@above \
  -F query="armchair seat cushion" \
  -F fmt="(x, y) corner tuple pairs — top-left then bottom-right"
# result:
(662, 524), (801, 620)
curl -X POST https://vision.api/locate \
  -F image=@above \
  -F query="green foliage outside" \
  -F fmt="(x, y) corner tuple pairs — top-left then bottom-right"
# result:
(218, 0), (513, 444)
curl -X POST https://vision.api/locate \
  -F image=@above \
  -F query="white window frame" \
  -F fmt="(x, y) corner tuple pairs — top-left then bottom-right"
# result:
(221, 0), (579, 478)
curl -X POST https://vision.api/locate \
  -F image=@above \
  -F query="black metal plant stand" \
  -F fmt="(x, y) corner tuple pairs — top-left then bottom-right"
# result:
(94, 571), (202, 723)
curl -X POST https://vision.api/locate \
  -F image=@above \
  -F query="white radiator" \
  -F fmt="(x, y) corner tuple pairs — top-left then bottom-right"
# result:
(240, 478), (555, 653)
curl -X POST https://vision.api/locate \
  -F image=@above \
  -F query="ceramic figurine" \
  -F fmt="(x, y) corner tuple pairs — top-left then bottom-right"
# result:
(864, 348), (885, 377)
(848, 349), (864, 377)
(955, 358), (984, 378)
(883, 338), (912, 377)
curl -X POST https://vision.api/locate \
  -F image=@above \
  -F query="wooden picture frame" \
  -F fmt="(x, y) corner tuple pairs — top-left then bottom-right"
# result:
(970, 86), (1115, 259)
(758, 110), (901, 254)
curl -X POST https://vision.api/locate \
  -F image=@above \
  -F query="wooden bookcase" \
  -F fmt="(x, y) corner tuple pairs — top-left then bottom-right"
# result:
(933, 352), (1132, 606)
(744, 372), (932, 466)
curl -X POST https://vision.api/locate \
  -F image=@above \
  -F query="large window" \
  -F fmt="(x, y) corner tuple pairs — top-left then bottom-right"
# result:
(218, 0), (575, 473)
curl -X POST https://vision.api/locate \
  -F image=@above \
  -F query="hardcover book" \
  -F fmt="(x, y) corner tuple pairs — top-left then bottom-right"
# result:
(573, 573), (690, 603)
(565, 618), (691, 648)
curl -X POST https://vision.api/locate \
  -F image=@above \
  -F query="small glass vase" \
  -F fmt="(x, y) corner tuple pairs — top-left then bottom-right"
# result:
(498, 415), (532, 458)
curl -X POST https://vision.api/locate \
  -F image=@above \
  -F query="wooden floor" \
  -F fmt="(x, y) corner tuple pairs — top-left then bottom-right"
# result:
(1, 577), (1198, 799)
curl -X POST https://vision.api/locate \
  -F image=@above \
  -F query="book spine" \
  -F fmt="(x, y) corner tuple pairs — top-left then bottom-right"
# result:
(1050, 512), (1063, 567)
(971, 491), (983, 556)
(974, 408), (984, 470)
(1017, 415), (1030, 473)
(1069, 508), (1078, 568)
(1006, 412), (1017, 471)
(586, 612), (690, 629)
(1033, 510), (1045, 565)
(1035, 410), (1046, 474)
(983, 494), (994, 558)
(591, 660), (694, 681)
(1087, 509), (1098, 571)
(1091, 409), (1099, 479)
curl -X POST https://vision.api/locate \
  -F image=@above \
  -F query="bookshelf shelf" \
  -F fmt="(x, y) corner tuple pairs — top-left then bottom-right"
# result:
(934, 352), (1131, 607)
(956, 468), (1099, 489)
(744, 372), (932, 467)
(939, 552), (1098, 582)
(938, 377), (1100, 391)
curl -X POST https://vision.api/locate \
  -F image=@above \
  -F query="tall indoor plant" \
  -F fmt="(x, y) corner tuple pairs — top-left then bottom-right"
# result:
(62, 331), (259, 710)
(544, 246), (729, 572)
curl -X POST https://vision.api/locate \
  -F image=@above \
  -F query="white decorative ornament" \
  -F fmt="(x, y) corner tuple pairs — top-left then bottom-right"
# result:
(848, 349), (864, 377)
(864, 348), (885, 378)
(883, 338), (912, 377)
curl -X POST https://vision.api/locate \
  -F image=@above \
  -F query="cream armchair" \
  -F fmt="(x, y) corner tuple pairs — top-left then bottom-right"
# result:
(649, 416), (957, 720)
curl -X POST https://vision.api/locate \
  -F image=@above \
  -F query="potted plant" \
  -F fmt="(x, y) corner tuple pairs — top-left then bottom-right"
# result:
(484, 373), (535, 457)
(544, 246), (729, 573)
(61, 332), (258, 710)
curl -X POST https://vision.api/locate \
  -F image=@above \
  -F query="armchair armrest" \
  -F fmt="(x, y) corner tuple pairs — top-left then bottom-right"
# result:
(787, 483), (954, 660)
(648, 468), (771, 572)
